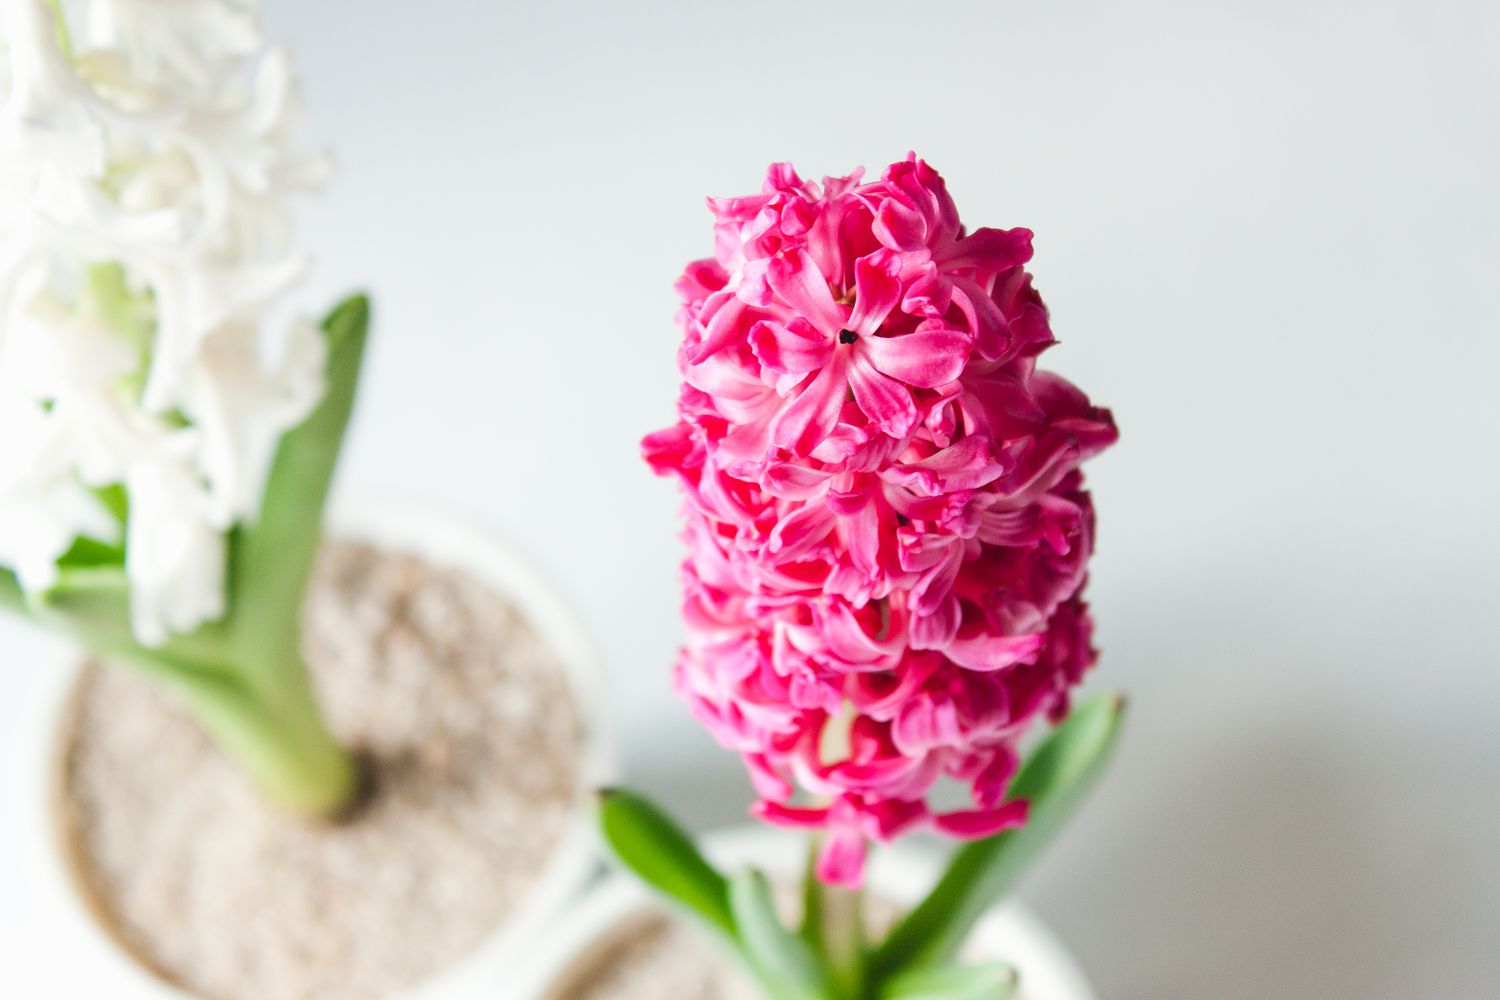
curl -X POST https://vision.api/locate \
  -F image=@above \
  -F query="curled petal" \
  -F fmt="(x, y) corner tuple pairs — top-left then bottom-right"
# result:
(861, 327), (970, 388)
(847, 251), (902, 336)
(946, 631), (1046, 672)
(892, 695), (962, 755)
(901, 269), (952, 318)
(767, 247), (846, 337)
(761, 462), (832, 500)
(873, 197), (928, 252)
(908, 595), (961, 650)
(886, 437), (1005, 495)
(820, 599), (901, 665)
(934, 226), (1034, 271)
(767, 500), (836, 563)
(753, 800), (830, 829)
(771, 352), (848, 455)
(686, 291), (749, 364)
(931, 800), (1030, 839)
(816, 830), (868, 887)
(750, 317), (832, 374)
(847, 353), (917, 439)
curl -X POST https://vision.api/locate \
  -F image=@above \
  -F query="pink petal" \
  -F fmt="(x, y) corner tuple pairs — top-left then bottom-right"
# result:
(901, 269), (952, 319)
(641, 422), (697, 478)
(847, 354), (917, 438)
(863, 797), (931, 840)
(911, 547), (964, 616)
(686, 291), (749, 364)
(816, 831), (868, 887)
(970, 747), (1020, 809)
(908, 595), (961, 650)
(763, 161), (807, 194)
(846, 251), (902, 336)
(835, 493), (882, 581)
(886, 437), (1005, 495)
(860, 328), (970, 389)
(676, 258), (728, 301)
(933, 227), (1034, 271)
(760, 462), (832, 500)
(892, 695), (962, 754)
(931, 800), (1029, 839)
(821, 601), (898, 665)
(746, 755), (794, 802)
(949, 276), (1011, 361)
(767, 500), (836, 562)
(750, 318), (833, 374)
(771, 353), (848, 455)
(754, 800), (830, 829)
(766, 247), (846, 337)
(873, 198), (927, 252)
(946, 631), (1046, 672)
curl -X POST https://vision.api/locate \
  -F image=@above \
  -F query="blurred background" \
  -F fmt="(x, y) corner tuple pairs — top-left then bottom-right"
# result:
(3, 1), (1497, 997)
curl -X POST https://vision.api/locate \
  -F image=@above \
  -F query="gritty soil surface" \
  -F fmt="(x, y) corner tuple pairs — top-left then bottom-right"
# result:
(547, 913), (761, 1000)
(57, 538), (584, 1000)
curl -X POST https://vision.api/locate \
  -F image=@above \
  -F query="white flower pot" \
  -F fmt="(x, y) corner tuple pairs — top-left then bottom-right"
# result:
(12, 507), (616, 1000)
(517, 826), (1099, 1000)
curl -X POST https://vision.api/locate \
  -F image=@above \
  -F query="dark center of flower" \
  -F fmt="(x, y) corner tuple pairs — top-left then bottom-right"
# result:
(838, 329), (858, 345)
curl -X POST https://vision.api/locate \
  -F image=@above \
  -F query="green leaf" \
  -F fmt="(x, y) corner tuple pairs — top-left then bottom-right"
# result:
(91, 483), (130, 526)
(878, 963), (1018, 1000)
(870, 695), (1126, 980)
(799, 838), (826, 950)
(729, 867), (838, 1000)
(597, 787), (737, 940)
(56, 535), (125, 570)
(0, 566), (24, 616)
(31, 569), (230, 676)
(226, 293), (369, 676)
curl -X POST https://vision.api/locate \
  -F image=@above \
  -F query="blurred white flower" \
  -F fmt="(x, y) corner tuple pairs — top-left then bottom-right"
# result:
(124, 438), (225, 648)
(0, 0), (328, 645)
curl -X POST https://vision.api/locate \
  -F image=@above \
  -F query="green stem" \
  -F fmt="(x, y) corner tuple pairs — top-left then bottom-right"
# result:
(31, 576), (360, 819)
(824, 882), (866, 999)
(803, 840), (866, 1000)
(168, 663), (360, 819)
(42, 0), (73, 60)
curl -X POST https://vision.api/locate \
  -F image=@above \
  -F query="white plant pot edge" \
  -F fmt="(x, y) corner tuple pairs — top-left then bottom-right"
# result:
(516, 826), (1099, 1000)
(13, 504), (618, 1000)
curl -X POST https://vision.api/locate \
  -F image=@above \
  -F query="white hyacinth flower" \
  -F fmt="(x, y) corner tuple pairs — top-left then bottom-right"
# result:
(0, 0), (330, 646)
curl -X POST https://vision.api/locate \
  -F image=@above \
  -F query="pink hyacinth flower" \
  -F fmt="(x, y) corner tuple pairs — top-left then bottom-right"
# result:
(645, 154), (1117, 886)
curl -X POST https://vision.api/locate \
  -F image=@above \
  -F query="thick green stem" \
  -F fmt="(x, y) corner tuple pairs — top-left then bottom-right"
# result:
(165, 660), (359, 819)
(822, 882), (867, 999)
(27, 565), (363, 818)
(803, 839), (867, 999)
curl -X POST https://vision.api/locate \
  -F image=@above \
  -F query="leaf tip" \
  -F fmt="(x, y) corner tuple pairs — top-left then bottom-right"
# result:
(323, 291), (372, 341)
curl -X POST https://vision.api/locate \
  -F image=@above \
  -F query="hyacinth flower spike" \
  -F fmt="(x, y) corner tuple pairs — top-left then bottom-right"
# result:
(0, 0), (369, 817)
(605, 156), (1124, 999)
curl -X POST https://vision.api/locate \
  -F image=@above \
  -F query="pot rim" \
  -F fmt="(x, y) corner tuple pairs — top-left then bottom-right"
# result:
(16, 504), (618, 1000)
(516, 825), (1099, 1000)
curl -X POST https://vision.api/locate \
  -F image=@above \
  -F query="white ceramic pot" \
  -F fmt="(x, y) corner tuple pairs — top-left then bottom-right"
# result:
(13, 507), (616, 1000)
(517, 826), (1098, 1000)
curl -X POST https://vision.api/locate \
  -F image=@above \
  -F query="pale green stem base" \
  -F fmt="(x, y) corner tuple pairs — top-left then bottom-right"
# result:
(822, 882), (867, 999)
(804, 839), (868, 999)
(154, 660), (360, 820)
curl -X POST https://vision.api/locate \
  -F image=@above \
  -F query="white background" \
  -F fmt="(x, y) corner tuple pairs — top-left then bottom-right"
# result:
(3, 1), (1497, 998)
